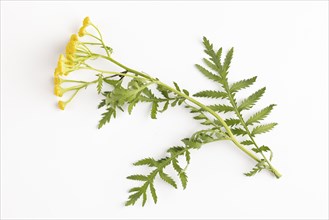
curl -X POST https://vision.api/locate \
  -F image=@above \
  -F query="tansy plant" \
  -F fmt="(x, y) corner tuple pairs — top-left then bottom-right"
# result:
(54, 17), (281, 206)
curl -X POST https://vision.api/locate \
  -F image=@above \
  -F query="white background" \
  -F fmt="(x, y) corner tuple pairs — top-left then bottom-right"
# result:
(1, 1), (328, 219)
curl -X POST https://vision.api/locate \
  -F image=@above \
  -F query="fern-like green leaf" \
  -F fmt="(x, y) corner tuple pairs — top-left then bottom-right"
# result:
(252, 146), (270, 153)
(97, 74), (103, 94)
(203, 58), (218, 72)
(208, 104), (234, 113)
(225, 118), (241, 126)
(98, 99), (106, 109)
(193, 90), (227, 99)
(246, 104), (276, 125)
(142, 192), (147, 206)
(151, 101), (159, 119)
(195, 64), (222, 83)
(159, 101), (169, 113)
(183, 89), (189, 96)
(185, 150), (191, 164)
(173, 82), (181, 92)
(159, 171), (177, 188)
(134, 158), (156, 167)
(202, 36), (222, 70)
(149, 182), (157, 204)
(98, 108), (116, 129)
(172, 158), (188, 189)
(241, 140), (254, 145)
(238, 87), (266, 111)
(125, 191), (142, 206)
(230, 76), (257, 93)
(128, 187), (141, 193)
(127, 175), (149, 181)
(231, 127), (248, 136)
(244, 160), (266, 177)
(222, 48), (234, 77)
(251, 123), (278, 136)
(179, 171), (188, 189)
(128, 99), (139, 114)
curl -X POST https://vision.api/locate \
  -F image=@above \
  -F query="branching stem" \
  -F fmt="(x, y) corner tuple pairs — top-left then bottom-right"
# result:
(94, 54), (264, 164)
(88, 38), (281, 178)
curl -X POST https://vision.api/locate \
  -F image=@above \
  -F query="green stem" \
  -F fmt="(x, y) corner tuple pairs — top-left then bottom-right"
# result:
(222, 81), (281, 178)
(96, 54), (261, 163)
(90, 24), (110, 57)
(156, 80), (261, 163)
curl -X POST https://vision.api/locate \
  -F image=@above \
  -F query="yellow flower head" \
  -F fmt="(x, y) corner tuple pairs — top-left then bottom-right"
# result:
(66, 59), (74, 67)
(54, 67), (61, 76)
(54, 54), (66, 76)
(58, 101), (66, 110)
(54, 85), (64, 97)
(66, 54), (75, 61)
(65, 40), (76, 55)
(78, 26), (87, 37)
(83, 17), (91, 26)
(54, 75), (62, 85)
(70, 34), (78, 42)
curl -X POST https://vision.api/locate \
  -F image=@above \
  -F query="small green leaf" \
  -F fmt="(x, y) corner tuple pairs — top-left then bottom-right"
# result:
(244, 160), (266, 177)
(193, 90), (227, 99)
(128, 99), (139, 114)
(185, 150), (191, 164)
(173, 82), (181, 92)
(103, 78), (119, 86)
(97, 74), (103, 94)
(183, 89), (189, 96)
(238, 87), (266, 111)
(252, 123), (278, 136)
(230, 76), (257, 93)
(203, 58), (218, 72)
(134, 158), (156, 167)
(195, 64), (222, 83)
(127, 175), (148, 181)
(171, 99), (179, 107)
(98, 99), (106, 109)
(157, 85), (170, 98)
(231, 128), (248, 136)
(179, 172), (188, 189)
(202, 37), (222, 70)
(208, 104), (234, 113)
(98, 108), (115, 129)
(149, 182), (157, 204)
(125, 190), (143, 206)
(246, 104), (276, 125)
(225, 118), (241, 126)
(167, 146), (185, 154)
(129, 187), (141, 193)
(252, 146), (271, 153)
(159, 171), (177, 188)
(142, 192), (147, 207)
(159, 101), (169, 113)
(151, 101), (159, 119)
(241, 140), (254, 145)
(222, 48), (234, 77)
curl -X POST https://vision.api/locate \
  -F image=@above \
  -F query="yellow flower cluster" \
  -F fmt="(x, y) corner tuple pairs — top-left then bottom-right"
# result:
(54, 34), (79, 77)
(54, 17), (91, 110)
(79, 17), (91, 37)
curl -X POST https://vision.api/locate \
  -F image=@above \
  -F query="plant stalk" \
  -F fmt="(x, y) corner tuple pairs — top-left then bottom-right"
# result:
(94, 53), (281, 178)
